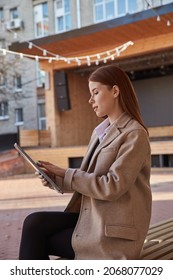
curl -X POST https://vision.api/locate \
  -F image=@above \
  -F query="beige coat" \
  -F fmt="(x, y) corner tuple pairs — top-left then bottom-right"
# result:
(56, 113), (152, 259)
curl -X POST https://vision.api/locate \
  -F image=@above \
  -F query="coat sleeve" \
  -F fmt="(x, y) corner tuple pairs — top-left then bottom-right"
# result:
(58, 129), (151, 201)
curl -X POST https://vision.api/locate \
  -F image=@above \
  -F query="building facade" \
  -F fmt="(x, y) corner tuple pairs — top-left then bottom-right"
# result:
(0, 0), (45, 150)
(2, 0), (173, 153)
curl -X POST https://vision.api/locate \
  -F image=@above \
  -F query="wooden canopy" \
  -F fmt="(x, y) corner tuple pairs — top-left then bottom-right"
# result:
(10, 3), (173, 71)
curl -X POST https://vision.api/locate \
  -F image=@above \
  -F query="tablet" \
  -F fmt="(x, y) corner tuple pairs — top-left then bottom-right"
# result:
(14, 143), (63, 194)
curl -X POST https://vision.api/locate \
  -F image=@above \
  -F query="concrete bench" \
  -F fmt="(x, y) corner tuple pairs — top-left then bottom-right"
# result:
(140, 218), (173, 260)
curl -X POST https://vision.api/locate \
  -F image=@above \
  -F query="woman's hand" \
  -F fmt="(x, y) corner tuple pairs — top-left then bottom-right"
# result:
(37, 161), (66, 178)
(35, 161), (66, 187)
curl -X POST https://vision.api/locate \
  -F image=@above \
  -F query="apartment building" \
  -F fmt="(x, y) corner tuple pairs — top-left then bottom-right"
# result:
(0, 0), (45, 150)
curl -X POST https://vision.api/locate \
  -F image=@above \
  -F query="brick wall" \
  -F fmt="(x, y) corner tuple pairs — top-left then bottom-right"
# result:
(0, 150), (25, 177)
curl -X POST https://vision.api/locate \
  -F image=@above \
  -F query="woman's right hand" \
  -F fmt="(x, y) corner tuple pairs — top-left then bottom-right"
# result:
(35, 162), (56, 188)
(35, 171), (50, 187)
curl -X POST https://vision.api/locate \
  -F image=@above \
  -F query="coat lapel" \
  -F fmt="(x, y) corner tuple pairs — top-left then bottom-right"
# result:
(86, 113), (132, 172)
(87, 126), (121, 171)
(80, 133), (99, 171)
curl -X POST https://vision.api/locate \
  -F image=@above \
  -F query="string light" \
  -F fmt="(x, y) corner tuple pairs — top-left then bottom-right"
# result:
(28, 42), (33, 49)
(115, 49), (120, 57)
(1, 2), (171, 68)
(0, 41), (134, 66)
(43, 49), (47, 56)
(1, 17), (134, 66)
(13, 32), (18, 39)
(76, 41), (134, 62)
(157, 15), (161, 22)
(167, 20), (171, 27)
(86, 56), (91, 66)
(144, 0), (173, 26)
(19, 53), (23, 59)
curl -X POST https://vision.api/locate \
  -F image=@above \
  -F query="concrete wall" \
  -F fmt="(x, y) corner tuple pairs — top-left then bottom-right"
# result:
(133, 75), (173, 127)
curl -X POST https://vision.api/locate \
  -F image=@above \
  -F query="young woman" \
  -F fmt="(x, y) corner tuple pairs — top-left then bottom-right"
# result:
(19, 65), (152, 260)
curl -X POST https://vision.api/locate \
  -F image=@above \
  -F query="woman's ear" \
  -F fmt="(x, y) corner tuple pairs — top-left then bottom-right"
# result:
(113, 85), (120, 98)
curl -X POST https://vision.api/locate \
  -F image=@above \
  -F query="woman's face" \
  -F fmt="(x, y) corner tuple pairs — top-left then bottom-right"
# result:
(88, 81), (120, 122)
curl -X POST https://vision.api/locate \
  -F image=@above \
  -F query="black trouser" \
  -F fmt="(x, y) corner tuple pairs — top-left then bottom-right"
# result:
(19, 211), (79, 260)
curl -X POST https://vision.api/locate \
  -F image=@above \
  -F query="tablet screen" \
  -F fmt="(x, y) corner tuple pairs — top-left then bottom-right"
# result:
(14, 143), (63, 194)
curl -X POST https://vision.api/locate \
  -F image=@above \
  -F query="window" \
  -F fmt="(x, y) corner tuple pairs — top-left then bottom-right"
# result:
(94, 0), (115, 22)
(36, 61), (46, 87)
(144, 0), (172, 8)
(0, 72), (6, 87)
(10, 7), (19, 20)
(0, 7), (4, 22)
(0, 39), (6, 49)
(117, 0), (126, 16)
(15, 108), (23, 125)
(56, 0), (63, 9)
(94, 0), (141, 22)
(13, 75), (22, 92)
(54, 0), (71, 33)
(34, 2), (48, 38)
(162, 0), (173, 4)
(127, 0), (139, 13)
(105, 0), (115, 19)
(0, 102), (8, 120)
(38, 103), (46, 130)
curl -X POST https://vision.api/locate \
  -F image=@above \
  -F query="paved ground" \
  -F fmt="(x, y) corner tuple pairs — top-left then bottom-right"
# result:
(0, 169), (173, 260)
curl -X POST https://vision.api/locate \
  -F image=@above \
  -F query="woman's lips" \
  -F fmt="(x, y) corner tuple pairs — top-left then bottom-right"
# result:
(93, 106), (98, 111)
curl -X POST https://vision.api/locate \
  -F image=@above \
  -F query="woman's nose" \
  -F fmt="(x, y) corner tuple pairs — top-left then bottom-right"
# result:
(89, 95), (94, 104)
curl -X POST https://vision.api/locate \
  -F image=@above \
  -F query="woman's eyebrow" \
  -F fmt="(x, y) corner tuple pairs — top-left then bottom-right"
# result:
(92, 87), (98, 92)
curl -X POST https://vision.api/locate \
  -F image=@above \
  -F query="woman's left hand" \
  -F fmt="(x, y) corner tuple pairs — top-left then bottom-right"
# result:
(37, 161), (66, 178)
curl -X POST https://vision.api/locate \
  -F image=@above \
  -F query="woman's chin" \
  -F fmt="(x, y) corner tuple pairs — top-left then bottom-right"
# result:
(96, 112), (106, 119)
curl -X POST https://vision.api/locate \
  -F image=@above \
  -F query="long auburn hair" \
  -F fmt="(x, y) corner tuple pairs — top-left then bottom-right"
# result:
(88, 65), (148, 133)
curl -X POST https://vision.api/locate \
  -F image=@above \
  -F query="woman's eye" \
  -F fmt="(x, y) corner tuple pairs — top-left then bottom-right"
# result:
(94, 91), (99, 95)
